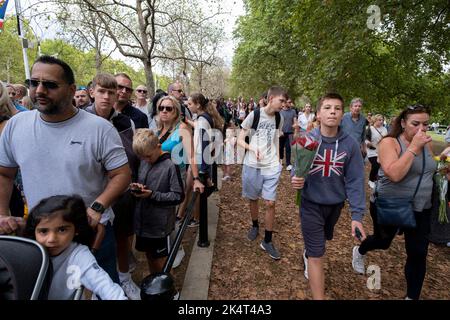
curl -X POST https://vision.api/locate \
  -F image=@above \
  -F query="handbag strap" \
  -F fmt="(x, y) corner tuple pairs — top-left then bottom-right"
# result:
(375, 137), (425, 199)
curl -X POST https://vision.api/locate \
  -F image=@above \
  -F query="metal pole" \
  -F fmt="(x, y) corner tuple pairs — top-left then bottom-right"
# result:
(15, 0), (30, 80)
(197, 173), (210, 247)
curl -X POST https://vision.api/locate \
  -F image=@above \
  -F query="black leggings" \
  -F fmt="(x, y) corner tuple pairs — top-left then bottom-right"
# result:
(368, 156), (380, 182)
(359, 202), (431, 300)
(279, 133), (292, 166)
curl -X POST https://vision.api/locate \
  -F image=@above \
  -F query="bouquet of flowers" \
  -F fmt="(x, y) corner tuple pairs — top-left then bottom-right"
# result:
(434, 154), (450, 224)
(291, 133), (320, 206)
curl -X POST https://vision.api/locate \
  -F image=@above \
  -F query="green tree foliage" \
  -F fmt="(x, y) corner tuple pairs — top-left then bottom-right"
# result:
(0, 17), (38, 83)
(231, 0), (450, 121)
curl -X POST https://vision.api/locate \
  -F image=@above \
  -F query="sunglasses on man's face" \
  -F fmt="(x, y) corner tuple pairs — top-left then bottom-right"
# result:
(118, 84), (133, 93)
(136, 89), (148, 94)
(158, 105), (174, 112)
(171, 89), (183, 93)
(25, 79), (61, 90)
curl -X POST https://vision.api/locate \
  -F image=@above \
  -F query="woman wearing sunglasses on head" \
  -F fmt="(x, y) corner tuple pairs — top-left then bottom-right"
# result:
(156, 96), (205, 195)
(155, 95), (205, 267)
(351, 104), (447, 300)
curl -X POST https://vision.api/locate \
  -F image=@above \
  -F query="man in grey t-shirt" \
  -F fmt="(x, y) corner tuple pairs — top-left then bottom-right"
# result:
(0, 56), (131, 284)
(279, 98), (297, 171)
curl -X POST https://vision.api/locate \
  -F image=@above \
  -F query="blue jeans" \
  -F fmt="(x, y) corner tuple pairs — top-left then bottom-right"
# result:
(94, 222), (119, 284)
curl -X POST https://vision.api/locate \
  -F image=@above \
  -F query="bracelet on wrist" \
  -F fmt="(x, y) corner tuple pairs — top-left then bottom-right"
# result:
(407, 149), (417, 157)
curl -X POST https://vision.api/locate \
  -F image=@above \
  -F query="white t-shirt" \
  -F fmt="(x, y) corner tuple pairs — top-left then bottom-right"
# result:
(298, 112), (315, 130)
(365, 125), (387, 158)
(241, 108), (284, 170)
(194, 115), (212, 167)
(0, 110), (128, 224)
(134, 104), (148, 116)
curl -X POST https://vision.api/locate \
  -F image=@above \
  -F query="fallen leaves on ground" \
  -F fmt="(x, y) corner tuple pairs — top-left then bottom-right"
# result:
(208, 165), (450, 300)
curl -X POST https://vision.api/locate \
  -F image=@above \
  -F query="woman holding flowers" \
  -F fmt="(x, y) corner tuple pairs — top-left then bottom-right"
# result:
(352, 104), (441, 300)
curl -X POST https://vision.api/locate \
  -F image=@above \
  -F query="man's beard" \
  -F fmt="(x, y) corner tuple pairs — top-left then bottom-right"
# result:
(33, 96), (65, 115)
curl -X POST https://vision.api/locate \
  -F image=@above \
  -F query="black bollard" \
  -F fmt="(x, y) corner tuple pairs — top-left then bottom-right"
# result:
(212, 162), (218, 192)
(140, 192), (199, 300)
(197, 173), (210, 247)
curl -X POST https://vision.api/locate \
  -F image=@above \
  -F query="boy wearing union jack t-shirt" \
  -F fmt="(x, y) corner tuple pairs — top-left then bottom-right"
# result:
(291, 93), (367, 300)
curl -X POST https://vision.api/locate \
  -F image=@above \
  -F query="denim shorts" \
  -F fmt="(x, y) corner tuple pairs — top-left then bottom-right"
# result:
(242, 164), (282, 201)
(300, 197), (344, 258)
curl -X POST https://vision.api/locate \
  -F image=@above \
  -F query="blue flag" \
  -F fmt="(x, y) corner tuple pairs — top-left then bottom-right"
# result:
(0, 0), (9, 33)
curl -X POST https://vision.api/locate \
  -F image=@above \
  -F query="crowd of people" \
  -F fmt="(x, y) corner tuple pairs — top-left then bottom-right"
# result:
(0, 55), (449, 300)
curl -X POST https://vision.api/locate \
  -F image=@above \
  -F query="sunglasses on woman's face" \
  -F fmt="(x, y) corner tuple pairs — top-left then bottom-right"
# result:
(158, 105), (174, 112)
(136, 89), (147, 94)
(25, 79), (61, 90)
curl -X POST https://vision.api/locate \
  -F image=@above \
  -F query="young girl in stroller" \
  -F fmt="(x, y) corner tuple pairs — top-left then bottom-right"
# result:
(25, 195), (127, 300)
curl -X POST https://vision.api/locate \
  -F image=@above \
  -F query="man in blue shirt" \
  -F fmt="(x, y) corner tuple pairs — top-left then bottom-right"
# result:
(340, 97), (367, 157)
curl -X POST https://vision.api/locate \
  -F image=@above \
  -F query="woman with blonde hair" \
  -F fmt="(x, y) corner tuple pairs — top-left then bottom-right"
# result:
(156, 95), (204, 267)
(0, 82), (17, 135)
(0, 82), (24, 219)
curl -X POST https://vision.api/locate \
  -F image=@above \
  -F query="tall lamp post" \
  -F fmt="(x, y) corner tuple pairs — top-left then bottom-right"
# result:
(15, 0), (30, 80)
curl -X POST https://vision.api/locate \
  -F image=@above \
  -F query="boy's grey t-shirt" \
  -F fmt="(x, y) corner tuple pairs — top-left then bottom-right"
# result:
(280, 108), (297, 133)
(0, 109), (128, 224)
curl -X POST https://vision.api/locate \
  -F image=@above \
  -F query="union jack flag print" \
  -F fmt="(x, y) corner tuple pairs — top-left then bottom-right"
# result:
(309, 149), (346, 177)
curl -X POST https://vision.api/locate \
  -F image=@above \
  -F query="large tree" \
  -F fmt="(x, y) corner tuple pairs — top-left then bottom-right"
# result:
(232, 0), (450, 119)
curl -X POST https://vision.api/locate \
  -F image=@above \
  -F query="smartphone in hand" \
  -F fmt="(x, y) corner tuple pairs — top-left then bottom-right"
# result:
(355, 227), (363, 241)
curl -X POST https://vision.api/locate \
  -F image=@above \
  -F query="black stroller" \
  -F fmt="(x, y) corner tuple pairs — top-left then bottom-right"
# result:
(0, 224), (104, 300)
(0, 235), (51, 300)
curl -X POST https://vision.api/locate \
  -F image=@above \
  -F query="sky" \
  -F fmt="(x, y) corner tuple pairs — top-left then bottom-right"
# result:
(6, 0), (246, 68)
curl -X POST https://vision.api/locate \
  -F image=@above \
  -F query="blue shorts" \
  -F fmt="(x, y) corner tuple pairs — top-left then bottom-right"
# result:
(242, 164), (282, 201)
(300, 197), (344, 258)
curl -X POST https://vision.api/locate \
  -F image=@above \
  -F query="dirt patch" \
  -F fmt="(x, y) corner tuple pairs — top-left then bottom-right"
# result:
(208, 164), (450, 300)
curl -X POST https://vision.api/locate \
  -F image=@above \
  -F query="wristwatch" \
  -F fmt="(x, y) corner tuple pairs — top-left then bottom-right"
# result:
(90, 201), (106, 214)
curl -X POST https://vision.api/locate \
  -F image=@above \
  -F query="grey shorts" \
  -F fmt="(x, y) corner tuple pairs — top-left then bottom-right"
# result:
(242, 164), (282, 201)
(300, 197), (344, 258)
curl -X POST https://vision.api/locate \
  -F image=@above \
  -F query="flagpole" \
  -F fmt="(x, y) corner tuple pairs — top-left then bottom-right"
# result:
(15, 0), (30, 80)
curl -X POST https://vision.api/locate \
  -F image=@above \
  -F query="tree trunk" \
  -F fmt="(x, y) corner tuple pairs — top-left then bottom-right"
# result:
(198, 63), (203, 93)
(95, 49), (102, 73)
(143, 59), (155, 97)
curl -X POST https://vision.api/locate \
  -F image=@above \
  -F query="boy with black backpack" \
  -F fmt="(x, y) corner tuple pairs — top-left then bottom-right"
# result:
(237, 86), (286, 260)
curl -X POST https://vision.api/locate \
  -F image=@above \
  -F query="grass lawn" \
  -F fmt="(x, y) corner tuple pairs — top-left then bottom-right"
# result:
(429, 131), (445, 142)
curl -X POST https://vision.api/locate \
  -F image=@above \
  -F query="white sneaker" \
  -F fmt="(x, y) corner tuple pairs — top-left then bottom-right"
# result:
(368, 181), (376, 189)
(286, 165), (293, 171)
(302, 250), (309, 280)
(173, 291), (180, 300)
(120, 278), (141, 300)
(352, 246), (366, 274)
(172, 246), (185, 269)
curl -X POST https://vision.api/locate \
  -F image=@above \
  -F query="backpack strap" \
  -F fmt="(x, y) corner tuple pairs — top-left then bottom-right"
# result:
(275, 112), (280, 129)
(198, 112), (214, 128)
(251, 108), (260, 130)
